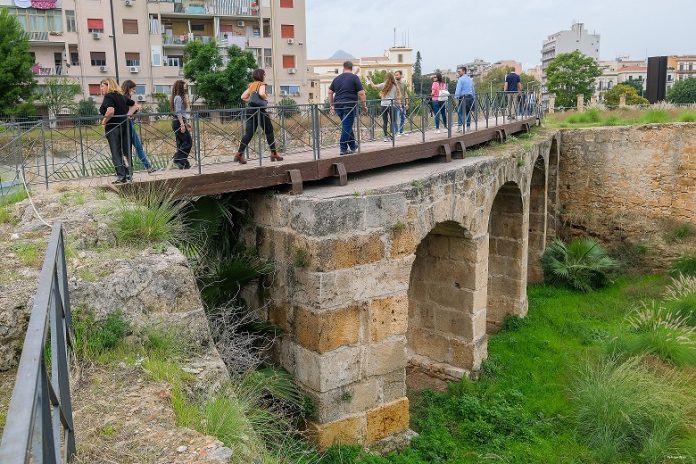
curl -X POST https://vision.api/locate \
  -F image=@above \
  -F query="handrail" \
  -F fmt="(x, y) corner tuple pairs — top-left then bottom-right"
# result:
(0, 222), (76, 464)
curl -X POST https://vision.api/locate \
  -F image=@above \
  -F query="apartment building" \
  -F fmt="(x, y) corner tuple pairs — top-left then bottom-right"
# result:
(668, 55), (696, 83)
(308, 46), (413, 103)
(2, 0), (313, 109)
(540, 22), (600, 98)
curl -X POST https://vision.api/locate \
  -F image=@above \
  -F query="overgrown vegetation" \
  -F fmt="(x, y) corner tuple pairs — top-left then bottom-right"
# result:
(541, 238), (617, 291)
(546, 107), (696, 128)
(670, 255), (696, 277)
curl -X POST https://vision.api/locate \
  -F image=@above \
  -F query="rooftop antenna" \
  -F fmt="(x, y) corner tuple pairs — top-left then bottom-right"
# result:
(393, 27), (396, 47)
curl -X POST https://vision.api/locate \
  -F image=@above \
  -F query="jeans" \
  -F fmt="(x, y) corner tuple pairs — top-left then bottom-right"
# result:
(335, 104), (358, 153)
(172, 119), (192, 168)
(380, 105), (396, 137)
(457, 95), (475, 128)
(130, 120), (151, 169)
(396, 104), (406, 133)
(506, 92), (520, 119)
(238, 107), (277, 153)
(432, 100), (447, 129)
(105, 121), (130, 180)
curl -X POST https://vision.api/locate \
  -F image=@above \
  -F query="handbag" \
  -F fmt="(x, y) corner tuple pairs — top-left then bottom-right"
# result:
(438, 83), (450, 102)
(248, 83), (268, 108)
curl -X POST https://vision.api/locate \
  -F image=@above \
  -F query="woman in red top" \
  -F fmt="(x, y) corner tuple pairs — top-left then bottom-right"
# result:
(431, 72), (448, 133)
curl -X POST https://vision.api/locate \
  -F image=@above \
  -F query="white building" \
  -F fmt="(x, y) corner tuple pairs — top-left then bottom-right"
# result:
(541, 22), (600, 97)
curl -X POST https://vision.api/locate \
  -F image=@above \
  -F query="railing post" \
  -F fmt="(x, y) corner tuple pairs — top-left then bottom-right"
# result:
(41, 121), (49, 189)
(447, 97), (453, 138)
(391, 102), (396, 148)
(421, 97), (426, 143)
(257, 108), (263, 166)
(77, 121), (86, 177)
(311, 104), (320, 160)
(193, 113), (202, 175)
(355, 103), (361, 153)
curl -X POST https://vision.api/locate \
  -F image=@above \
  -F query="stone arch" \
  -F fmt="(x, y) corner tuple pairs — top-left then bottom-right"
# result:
(527, 154), (548, 283)
(546, 135), (561, 240)
(407, 221), (488, 378)
(486, 181), (527, 331)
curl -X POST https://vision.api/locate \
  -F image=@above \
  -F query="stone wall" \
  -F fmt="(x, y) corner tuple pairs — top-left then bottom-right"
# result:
(242, 131), (560, 448)
(559, 123), (696, 269)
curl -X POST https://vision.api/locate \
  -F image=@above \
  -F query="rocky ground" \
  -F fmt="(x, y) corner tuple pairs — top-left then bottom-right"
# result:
(0, 186), (233, 463)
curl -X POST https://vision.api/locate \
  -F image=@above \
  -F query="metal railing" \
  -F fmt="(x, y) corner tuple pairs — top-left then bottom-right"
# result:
(0, 222), (76, 464)
(0, 92), (541, 187)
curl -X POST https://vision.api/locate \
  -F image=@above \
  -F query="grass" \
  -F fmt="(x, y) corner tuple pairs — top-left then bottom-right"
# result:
(665, 223), (696, 244)
(0, 189), (28, 224)
(72, 308), (129, 360)
(293, 246), (309, 268)
(327, 275), (695, 464)
(670, 255), (696, 277)
(545, 107), (696, 128)
(14, 242), (42, 267)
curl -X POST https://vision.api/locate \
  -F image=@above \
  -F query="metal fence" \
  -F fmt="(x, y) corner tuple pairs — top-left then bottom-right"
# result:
(0, 92), (541, 187)
(0, 223), (76, 464)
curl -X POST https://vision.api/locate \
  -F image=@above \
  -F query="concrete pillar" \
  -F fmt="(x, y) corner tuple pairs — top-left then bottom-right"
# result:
(577, 94), (585, 112)
(619, 93), (627, 108)
(590, 96), (598, 107)
(548, 96), (555, 114)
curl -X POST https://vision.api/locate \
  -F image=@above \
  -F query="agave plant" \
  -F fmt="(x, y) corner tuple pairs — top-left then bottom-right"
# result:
(541, 238), (618, 292)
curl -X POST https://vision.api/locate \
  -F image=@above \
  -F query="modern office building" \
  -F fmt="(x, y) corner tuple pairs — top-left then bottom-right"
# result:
(2, 0), (314, 110)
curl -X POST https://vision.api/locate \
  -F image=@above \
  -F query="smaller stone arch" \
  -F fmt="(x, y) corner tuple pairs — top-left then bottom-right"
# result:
(486, 181), (527, 331)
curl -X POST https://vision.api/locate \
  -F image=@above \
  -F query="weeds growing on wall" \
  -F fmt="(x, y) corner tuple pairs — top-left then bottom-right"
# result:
(541, 238), (618, 292)
(670, 255), (696, 277)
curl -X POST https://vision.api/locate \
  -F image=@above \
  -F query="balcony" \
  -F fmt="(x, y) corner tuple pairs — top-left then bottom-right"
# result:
(150, 0), (260, 17)
(32, 65), (67, 76)
(218, 34), (247, 48)
(162, 33), (214, 46)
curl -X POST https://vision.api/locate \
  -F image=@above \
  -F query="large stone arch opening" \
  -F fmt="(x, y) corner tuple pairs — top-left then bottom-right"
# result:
(407, 221), (488, 380)
(486, 181), (527, 331)
(527, 154), (548, 283)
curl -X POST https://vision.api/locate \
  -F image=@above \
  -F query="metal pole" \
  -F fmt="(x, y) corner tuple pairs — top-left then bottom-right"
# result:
(41, 123), (49, 189)
(109, 0), (120, 83)
(257, 108), (263, 166)
(194, 113), (202, 175)
(78, 121), (86, 177)
(391, 102), (395, 148)
(447, 97), (452, 138)
(421, 97), (426, 143)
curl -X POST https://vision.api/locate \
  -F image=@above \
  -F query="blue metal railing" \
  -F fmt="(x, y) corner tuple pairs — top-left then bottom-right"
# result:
(0, 222), (76, 464)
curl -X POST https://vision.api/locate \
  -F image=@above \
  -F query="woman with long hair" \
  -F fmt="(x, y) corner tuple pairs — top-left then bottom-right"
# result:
(431, 72), (448, 133)
(121, 80), (156, 174)
(367, 72), (401, 142)
(99, 78), (134, 184)
(170, 80), (191, 169)
(235, 68), (282, 164)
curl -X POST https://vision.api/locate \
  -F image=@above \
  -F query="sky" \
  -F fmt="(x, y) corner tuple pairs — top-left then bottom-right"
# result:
(306, 0), (694, 72)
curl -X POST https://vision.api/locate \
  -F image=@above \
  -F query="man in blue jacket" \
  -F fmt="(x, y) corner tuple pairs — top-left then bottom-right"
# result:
(455, 66), (476, 132)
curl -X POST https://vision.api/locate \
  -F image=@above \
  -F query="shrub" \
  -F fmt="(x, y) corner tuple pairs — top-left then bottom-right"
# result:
(541, 238), (618, 292)
(73, 309), (129, 360)
(678, 111), (696, 122)
(665, 223), (695, 243)
(565, 108), (602, 125)
(640, 110), (670, 124)
(669, 255), (696, 277)
(573, 356), (693, 462)
(112, 186), (187, 245)
(664, 276), (696, 326)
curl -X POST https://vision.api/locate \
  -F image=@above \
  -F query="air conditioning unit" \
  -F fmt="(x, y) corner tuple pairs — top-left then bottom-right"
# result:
(280, 90), (288, 96)
(99, 65), (108, 72)
(136, 95), (146, 102)
(124, 0), (133, 6)
(236, 20), (245, 27)
(92, 32), (102, 39)
(287, 67), (297, 74)
(129, 66), (139, 73)
(287, 38), (294, 45)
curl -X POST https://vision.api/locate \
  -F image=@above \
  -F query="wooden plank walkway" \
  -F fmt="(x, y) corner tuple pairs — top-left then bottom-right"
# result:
(69, 116), (536, 197)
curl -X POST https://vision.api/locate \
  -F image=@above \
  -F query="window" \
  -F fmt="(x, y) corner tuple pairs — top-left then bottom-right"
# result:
(88, 84), (101, 96)
(280, 24), (294, 38)
(191, 23), (205, 32)
(264, 48), (272, 68)
(154, 85), (171, 94)
(87, 18), (104, 33)
(398, 54), (403, 63)
(280, 85), (300, 96)
(282, 55), (295, 68)
(125, 52), (140, 67)
(309, 92), (314, 100)
(66, 10), (76, 32)
(252, 27), (260, 37)
(122, 19), (138, 34)
(135, 85), (146, 95)
(70, 51), (79, 66)
(167, 56), (182, 67)
(90, 52), (106, 66)
(10, 8), (62, 33)
(263, 18), (271, 38)
(310, 81), (315, 87)
(266, 85), (273, 95)
(151, 45), (162, 66)
(334, 68), (339, 74)
(280, 0), (293, 7)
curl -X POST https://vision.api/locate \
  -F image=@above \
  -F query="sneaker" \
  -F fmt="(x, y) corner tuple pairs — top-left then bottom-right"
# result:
(383, 137), (389, 142)
(435, 129), (441, 134)
(398, 132), (405, 137)
(111, 178), (126, 185)
(340, 151), (350, 156)
(147, 167), (158, 174)
(456, 126), (463, 133)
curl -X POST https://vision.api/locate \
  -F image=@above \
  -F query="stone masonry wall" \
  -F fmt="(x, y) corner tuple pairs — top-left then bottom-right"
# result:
(559, 123), (696, 269)
(242, 132), (560, 449)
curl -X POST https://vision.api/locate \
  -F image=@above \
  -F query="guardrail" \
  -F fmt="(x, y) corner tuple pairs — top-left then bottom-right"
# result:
(0, 92), (542, 187)
(0, 223), (76, 464)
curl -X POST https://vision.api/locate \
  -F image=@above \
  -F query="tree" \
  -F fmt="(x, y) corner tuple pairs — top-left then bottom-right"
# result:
(278, 97), (299, 117)
(474, 66), (540, 95)
(603, 84), (648, 107)
(0, 9), (36, 115)
(413, 51), (422, 77)
(39, 76), (81, 120)
(623, 79), (644, 96)
(667, 77), (696, 104)
(545, 51), (601, 108)
(362, 70), (386, 103)
(183, 42), (256, 108)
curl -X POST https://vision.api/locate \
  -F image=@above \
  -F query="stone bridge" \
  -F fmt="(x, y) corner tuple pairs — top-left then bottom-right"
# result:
(242, 131), (560, 448)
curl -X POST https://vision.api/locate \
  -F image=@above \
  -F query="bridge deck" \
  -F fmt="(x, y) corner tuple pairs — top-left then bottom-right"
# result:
(74, 116), (536, 197)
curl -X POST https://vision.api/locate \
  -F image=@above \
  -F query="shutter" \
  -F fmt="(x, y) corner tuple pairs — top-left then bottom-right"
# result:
(282, 55), (295, 69)
(125, 52), (140, 61)
(91, 52), (106, 60)
(279, 0), (293, 7)
(87, 18), (104, 30)
(88, 84), (101, 96)
(122, 19), (138, 34)
(280, 24), (294, 38)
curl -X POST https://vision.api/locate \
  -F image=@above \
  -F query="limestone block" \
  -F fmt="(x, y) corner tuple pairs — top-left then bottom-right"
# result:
(407, 327), (448, 363)
(307, 233), (385, 272)
(369, 294), (408, 342)
(294, 344), (363, 392)
(380, 368), (407, 403)
(364, 193), (409, 230)
(390, 228), (419, 258)
(249, 194), (290, 227)
(295, 305), (363, 353)
(450, 335), (487, 370)
(449, 235), (488, 263)
(290, 197), (366, 236)
(267, 304), (293, 334)
(364, 337), (407, 377)
(305, 378), (381, 423)
(433, 307), (475, 339)
(307, 414), (366, 450)
(408, 299), (435, 330)
(366, 397), (410, 443)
